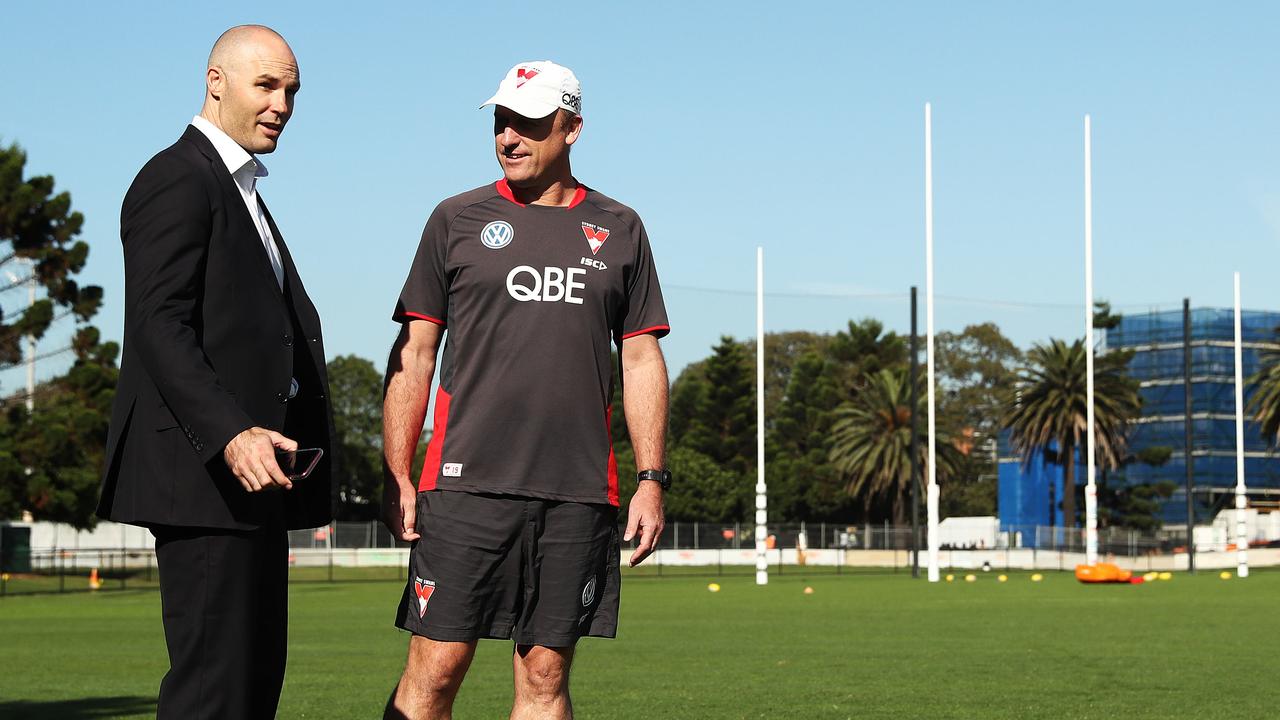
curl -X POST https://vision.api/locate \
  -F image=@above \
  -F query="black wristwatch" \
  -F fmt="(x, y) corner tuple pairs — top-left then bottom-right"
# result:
(637, 469), (672, 491)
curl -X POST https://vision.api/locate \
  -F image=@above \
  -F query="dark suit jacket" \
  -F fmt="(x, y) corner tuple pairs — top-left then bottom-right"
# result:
(98, 125), (335, 531)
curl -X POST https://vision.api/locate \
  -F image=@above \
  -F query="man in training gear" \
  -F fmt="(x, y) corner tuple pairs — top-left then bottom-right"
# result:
(381, 60), (671, 719)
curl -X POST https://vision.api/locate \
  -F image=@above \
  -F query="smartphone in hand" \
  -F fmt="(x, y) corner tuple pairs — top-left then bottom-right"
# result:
(275, 447), (324, 480)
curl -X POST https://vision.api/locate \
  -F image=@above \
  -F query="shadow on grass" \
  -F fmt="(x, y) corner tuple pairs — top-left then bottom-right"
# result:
(0, 696), (155, 719)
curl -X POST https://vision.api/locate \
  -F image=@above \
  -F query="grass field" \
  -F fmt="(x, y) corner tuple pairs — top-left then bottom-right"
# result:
(1, 571), (1275, 719)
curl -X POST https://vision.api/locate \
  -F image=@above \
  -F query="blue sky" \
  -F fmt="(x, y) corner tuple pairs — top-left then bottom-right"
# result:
(3, 2), (1278, 392)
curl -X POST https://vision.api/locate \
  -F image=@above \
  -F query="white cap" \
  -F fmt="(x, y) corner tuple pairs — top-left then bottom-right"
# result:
(480, 60), (581, 118)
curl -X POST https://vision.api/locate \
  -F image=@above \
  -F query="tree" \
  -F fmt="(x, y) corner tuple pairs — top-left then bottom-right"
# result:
(936, 323), (1023, 440)
(662, 447), (751, 522)
(934, 323), (1023, 516)
(828, 368), (962, 524)
(1, 329), (118, 528)
(1092, 301), (1123, 331)
(1247, 339), (1280, 446)
(1098, 480), (1177, 532)
(766, 350), (854, 521)
(826, 319), (907, 394)
(0, 144), (113, 528)
(669, 336), (755, 474)
(1002, 339), (1142, 529)
(1097, 446), (1176, 531)
(762, 331), (830, 421)
(327, 355), (383, 519)
(1, 143), (102, 367)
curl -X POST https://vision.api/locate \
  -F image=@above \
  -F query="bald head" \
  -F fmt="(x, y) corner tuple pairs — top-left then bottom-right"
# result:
(208, 25), (293, 72)
(199, 25), (300, 154)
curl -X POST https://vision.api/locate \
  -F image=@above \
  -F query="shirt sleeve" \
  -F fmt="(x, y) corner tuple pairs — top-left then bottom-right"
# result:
(619, 219), (670, 340)
(393, 205), (449, 326)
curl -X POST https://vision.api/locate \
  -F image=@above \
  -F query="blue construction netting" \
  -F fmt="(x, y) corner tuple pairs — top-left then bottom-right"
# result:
(998, 307), (1280, 529)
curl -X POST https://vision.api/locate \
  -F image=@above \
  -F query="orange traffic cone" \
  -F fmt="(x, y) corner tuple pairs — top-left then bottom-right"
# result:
(89, 567), (102, 590)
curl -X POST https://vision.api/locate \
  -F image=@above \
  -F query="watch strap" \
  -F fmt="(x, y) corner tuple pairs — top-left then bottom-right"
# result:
(637, 469), (672, 491)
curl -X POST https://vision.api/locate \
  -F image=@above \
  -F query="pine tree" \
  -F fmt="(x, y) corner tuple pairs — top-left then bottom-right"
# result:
(0, 142), (114, 528)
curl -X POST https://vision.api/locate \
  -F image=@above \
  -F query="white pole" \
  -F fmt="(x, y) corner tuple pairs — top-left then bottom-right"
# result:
(25, 270), (36, 413)
(1084, 115), (1099, 566)
(924, 103), (940, 583)
(1233, 272), (1249, 578)
(755, 246), (768, 586)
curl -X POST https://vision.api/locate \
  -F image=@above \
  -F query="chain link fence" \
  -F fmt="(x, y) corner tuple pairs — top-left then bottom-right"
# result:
(3, 520), (1276, 596)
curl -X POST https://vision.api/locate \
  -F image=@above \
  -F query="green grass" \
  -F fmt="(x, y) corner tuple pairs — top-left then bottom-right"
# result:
(1, 571), (1275, 719)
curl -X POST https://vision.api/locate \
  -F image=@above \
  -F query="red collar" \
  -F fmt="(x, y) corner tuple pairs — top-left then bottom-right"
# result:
(496, 179), (587, 209)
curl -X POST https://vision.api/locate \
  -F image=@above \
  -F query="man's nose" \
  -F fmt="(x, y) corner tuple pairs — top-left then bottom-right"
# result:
(498, 126), (520, 147)
(270, 90), (291, 117)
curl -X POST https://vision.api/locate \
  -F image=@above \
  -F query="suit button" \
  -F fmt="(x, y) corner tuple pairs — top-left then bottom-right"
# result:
(283, 334), (293, 346)
(310, 337), (319, 343)
(276, 392), (287, 403)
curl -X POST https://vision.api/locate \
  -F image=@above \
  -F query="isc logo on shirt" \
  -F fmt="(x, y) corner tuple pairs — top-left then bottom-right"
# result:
(442, 463), (463, 477)
(506, 266), (587, 305)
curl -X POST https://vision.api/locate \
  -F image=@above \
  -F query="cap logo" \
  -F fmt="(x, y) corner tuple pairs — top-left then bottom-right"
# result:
(516, 68), (539, 88)
(581, 222), (610, 255)
(482, 220), (515, 249)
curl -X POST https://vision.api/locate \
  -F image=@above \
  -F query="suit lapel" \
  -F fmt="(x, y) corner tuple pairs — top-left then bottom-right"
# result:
(259, 198), (321, 336)
(182, 125), (288, 305)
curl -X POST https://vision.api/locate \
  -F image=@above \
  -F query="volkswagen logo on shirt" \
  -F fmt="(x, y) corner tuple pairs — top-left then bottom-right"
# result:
(480, 220), (515, 249)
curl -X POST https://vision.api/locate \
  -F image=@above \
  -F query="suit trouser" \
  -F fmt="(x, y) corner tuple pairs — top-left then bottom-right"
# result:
(152, 523), (289, 720)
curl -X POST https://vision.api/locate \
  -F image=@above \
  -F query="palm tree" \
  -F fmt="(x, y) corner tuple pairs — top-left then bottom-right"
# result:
(1247, 344), (1280, 445)
(829, 368), (960, 524)
(1002, 339), (1141, 529)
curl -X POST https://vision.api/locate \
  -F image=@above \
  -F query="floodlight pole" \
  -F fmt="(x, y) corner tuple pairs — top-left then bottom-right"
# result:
(1183, 298), (1195, 573)
(755, 246), (768, 586)
(910, 286), (920, 579)
(1083, 115), (1099, 566)
(924, 103), (940, 583)
(1232, 272), (1249, 578)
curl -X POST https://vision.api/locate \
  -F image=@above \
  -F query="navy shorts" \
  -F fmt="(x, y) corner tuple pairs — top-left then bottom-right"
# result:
(394, 490), (621, 647)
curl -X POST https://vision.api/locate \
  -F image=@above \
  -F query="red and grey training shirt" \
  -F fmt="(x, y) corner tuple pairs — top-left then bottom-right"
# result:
(393, 180), (669, 506)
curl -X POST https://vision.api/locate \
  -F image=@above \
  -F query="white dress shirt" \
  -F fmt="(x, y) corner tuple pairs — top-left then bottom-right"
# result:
(191, 115), (285, 290)
(191, 116), (297, 399)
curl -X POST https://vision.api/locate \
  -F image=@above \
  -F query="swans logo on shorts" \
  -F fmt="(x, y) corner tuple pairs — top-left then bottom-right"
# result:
(414, 577), (436, 618)
(581, 576), (597, 607)
(481, 220), (514, 249)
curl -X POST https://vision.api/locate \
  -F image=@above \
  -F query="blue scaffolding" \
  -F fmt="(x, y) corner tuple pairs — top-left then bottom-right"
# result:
(997, 307), (1280, 533)
(1107, 308), (1280, 523)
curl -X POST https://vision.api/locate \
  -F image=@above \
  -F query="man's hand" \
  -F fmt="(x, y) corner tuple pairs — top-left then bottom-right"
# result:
(625, 481), (665, 567)
(223, 427), (297, 493)
(382, 478), (421, 542)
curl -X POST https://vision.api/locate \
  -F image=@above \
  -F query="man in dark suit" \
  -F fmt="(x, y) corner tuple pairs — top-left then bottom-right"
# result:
(97, 25), (334, 719)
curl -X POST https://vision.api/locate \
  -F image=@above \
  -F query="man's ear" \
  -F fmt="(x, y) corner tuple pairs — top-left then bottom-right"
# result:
(206, 66), (225, 100)
(564, 113), (584, 146)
